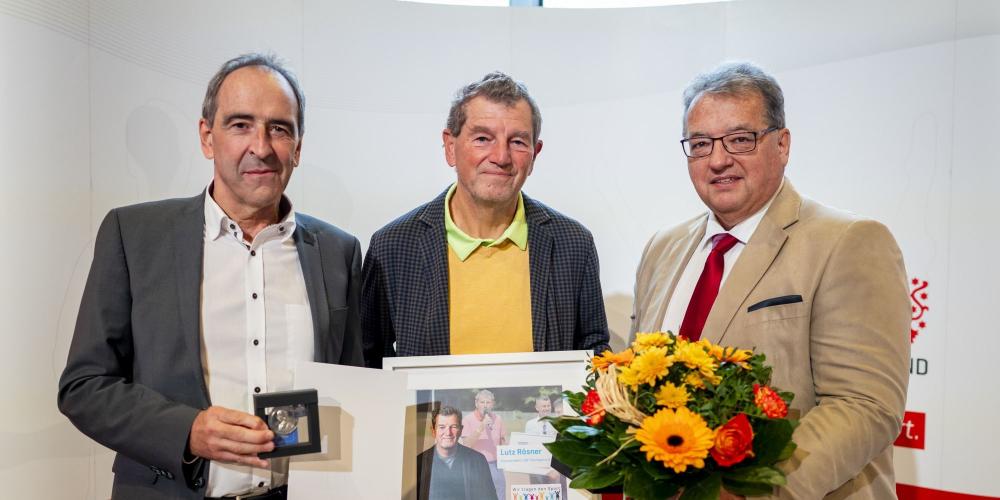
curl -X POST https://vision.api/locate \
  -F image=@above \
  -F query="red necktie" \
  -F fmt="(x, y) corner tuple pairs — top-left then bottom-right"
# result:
(679, 233), (739, 341)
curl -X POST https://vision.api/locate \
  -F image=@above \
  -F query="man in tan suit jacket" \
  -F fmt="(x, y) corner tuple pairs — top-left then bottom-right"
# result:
(632, 62), (910, 499)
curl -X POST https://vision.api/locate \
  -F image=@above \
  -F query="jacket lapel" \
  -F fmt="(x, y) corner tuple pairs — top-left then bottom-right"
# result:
(294, 220), (330, 362)
(173, 193), (209, 403)
(418, 192), (451, 354)
(524, 195), (553, 352)
(702, 180), (800, 345)
(644, 219), (706, 334)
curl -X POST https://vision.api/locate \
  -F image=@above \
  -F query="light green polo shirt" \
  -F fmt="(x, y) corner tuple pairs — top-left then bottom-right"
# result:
(444, 183), (528, 261)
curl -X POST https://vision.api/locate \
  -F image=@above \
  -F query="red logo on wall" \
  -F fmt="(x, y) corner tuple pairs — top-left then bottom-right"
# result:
(910, 278), (928, 343)
(894, 411), (925, 449)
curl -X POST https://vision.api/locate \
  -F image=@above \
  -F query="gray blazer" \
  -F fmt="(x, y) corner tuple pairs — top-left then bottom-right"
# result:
(57, 192), (364, 499)
(361, 189), (610, 368)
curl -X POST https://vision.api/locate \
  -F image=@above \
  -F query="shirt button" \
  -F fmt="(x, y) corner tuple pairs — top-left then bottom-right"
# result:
(254, 386), (261, 393)
(252, 293), (258, 299)
(253, 339), (259, 346)
(250, 250), (256, 256)
(229, 223), (235, 230)
(278, 226), (285, 232)
(258, 481), (265, 488)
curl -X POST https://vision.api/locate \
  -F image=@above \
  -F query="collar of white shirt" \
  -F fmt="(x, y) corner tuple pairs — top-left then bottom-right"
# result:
(699, 178), (785, 249)
(203, 182), (297, 247)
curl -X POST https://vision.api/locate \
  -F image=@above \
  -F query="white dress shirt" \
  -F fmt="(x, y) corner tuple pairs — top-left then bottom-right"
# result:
(524, 416), (556, 436)
(661, 180), (784, 334)
(201, 185), (314, 497)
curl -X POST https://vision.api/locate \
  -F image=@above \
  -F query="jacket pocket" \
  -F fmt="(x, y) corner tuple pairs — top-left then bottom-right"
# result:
(743, 297), (808, 326)
(329, 306), (348, 331)
(747, 294), (803, 312)
(320, 306), (351, 363)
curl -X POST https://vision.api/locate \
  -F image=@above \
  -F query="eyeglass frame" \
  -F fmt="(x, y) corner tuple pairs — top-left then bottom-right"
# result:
(679, 126), (780, 158)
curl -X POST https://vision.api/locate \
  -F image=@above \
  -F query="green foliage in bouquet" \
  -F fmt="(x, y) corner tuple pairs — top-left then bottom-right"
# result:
(545, 332), (797, 500)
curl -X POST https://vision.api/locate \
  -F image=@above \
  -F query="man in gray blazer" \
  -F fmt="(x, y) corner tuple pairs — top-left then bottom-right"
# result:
(361, 72), (610, 369)
(58, 53), (363, 500)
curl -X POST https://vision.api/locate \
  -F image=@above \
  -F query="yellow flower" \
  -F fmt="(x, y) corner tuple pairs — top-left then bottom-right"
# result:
(618, 347), (672, 388)
(632, 331), (674, 352)
(591, 348), (635, 372)
(674, 341), (719, 382)
(674, 342), (715, 371)
(706, 344), (754, 369)
(684, 372), (706, 390)
(654, 382), (689, 409)
(693, 339), (715, 350)
(634, 407), (716, 473)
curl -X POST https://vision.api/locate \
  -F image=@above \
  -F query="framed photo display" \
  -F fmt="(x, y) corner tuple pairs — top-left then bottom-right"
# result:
(384, 351), (594, 500)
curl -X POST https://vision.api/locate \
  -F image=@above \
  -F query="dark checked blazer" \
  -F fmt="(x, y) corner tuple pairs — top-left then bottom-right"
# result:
(57, 192), (364, 500)
(361, 189), (610, 368)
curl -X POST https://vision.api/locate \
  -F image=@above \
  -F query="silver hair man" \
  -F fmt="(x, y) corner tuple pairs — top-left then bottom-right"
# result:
(681, 61), (785, 135)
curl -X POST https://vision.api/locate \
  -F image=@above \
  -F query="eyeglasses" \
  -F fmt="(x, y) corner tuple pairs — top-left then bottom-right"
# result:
(680, 127), (778, 158)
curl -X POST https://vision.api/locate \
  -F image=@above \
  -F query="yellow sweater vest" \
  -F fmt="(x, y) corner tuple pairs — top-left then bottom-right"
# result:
(448, 241), (533, 354)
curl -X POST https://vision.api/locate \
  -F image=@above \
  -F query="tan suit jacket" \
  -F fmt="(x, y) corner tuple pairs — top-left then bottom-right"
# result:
(631, 180), (910, 499)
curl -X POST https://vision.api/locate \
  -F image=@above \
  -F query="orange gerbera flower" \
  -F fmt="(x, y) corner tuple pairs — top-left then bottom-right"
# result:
(634, 407), (716, 473)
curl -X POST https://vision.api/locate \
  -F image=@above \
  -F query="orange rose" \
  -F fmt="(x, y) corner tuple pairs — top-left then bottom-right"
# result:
(581, 389), (605, 425)
(753, 384), (788, 418)
(710, 413), (755, 466)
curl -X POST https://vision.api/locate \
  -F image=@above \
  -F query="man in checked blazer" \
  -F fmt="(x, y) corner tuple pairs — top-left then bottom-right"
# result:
(631, 62), (910, 499)
(362, 72), (610, 369)
(58, 54), (363, 499)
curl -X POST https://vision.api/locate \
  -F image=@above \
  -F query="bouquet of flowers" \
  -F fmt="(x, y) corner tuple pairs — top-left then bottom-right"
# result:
(545, 331), (797, 500)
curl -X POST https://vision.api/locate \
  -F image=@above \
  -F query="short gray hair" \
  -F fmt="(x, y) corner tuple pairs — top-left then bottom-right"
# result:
(202, 53), (306, 136)
(681, 61), (785, 135)
(475, 389), (495, 402)
(446, 71), (542, 144)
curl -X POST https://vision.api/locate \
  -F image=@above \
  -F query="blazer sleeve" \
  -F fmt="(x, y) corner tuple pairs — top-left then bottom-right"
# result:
(416, 448), (431, 500)
(574, 232), (611, 355)
(629, 230), (661, 340)
(57, 209), (201, 484)
(775, 219), (910, 498)
(361, 233), (396, 368)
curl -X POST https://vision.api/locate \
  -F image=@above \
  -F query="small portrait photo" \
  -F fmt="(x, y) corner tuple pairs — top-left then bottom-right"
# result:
(414, 386), (568, 500)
